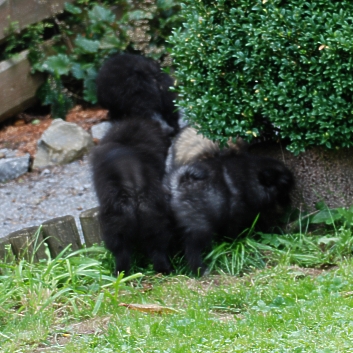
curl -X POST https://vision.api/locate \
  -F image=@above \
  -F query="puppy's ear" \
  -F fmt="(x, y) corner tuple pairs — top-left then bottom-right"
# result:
(258, 167), (294, 190)
(258, 168), (280, 187)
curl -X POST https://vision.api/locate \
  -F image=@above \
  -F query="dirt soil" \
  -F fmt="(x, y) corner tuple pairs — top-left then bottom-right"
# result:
(0, 105), (108, 158)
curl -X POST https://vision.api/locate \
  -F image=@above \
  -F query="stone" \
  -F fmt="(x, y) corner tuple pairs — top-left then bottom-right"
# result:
(0, 153), (30, 182)
(33, 119), (94, 169)
(91, 121), (112, 141)
(0, 148), (17, 158)
(40, 168), (51, 176)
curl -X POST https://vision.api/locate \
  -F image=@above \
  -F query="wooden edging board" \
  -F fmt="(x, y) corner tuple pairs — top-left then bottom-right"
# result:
(0, 207), (103, 262)
(0, 49), (46, 122)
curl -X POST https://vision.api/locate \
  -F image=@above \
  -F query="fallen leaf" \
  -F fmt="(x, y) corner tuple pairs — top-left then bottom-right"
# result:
(14, 120), (26, 126)
(342, 291), (353, 297)
(118, 303), (179, 315)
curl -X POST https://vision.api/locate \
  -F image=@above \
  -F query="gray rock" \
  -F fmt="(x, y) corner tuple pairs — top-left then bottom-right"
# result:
(40, 168), (51, 176)
(0, 153), (30, 182)
(91, 121), (112, 140)
(0, 148), (17, 159)
(33, 119), (94, 169)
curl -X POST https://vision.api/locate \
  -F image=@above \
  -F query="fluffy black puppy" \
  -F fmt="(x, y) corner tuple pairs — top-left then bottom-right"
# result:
(91, 118), (174, 275)
(96, 53), (180, 135)
(165, 128), (294, 274)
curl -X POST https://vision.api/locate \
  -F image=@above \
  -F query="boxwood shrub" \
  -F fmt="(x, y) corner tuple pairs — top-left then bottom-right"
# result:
(170, 0), (353, 154)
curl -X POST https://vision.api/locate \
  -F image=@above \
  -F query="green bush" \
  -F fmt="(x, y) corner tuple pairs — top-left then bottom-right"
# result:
(170, 0), (353, 154)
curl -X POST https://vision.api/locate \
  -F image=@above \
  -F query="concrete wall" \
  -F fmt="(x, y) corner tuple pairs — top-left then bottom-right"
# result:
(250, 141), (353, 212)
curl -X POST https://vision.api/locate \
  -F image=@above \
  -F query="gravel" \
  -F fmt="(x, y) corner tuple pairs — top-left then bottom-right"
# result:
(0, 116), (185, 241)
(0, 155), (99, 239)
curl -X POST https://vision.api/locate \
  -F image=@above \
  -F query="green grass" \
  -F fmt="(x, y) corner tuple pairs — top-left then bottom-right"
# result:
(1, 223), (353, 352)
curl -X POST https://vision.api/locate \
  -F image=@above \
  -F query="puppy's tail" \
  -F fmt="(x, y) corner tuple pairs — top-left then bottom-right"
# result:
(169, 127), (250, 170)
(170, 127), (220, 169)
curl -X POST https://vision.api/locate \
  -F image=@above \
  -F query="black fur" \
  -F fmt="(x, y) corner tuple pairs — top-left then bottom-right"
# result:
(165, 148), (295, 274)
(91, 119), (174, 275)
(96, 53), (180, 135)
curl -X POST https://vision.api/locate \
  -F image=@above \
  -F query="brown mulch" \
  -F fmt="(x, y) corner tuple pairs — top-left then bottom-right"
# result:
(0, 105), (108, 157)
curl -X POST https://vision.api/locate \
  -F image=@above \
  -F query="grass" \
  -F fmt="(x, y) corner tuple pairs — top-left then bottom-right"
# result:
(1, 220), (353, 352)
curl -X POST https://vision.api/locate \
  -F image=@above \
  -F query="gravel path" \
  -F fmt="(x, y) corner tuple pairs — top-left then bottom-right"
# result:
(0, 155), (99, 239)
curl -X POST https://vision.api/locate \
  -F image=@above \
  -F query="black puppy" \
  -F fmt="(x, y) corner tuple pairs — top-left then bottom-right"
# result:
(165, 127), (295, 274)
(96, 53), (180, 135)
(91, 119), (174, 275)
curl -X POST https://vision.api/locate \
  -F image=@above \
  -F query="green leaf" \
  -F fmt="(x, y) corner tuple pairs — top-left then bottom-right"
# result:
(74, 36), (100, 54)
(71, 63), (85, 80)
(315, 201), (327, 211)
(92, 292), (104, 316)
(88, 5), (115, 23)
(128, 10), (154, 21)
(64, 2), (82, 15)
(83, 67), (98, 104)
(157, 0), (176, 10)
(41, 54), (71, 75)
(310, 209), (342, 225)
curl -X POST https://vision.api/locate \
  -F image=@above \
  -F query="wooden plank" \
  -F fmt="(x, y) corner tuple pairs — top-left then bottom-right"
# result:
(0, 49), (46, 122)
(79, 207), (103, 247)
(0, 0), (74, 42)
(0, 1), (10, 43)
(42, 215), (82, 258)
(10, 0), (50, 35)
(0, 234), (15, 263)
(7, 225), (47, 262)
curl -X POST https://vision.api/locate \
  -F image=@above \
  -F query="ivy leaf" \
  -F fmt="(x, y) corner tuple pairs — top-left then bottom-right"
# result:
(71, 63), (85, 80)
(41, 54), (71, 75)
(99, 36), (124, 50)
(157, 0), (175, 11)
(64, 3), (82, 15)
(88, 5), (115, 23)
(128, 10), (154, 21)
(74, 36), (100, 54)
